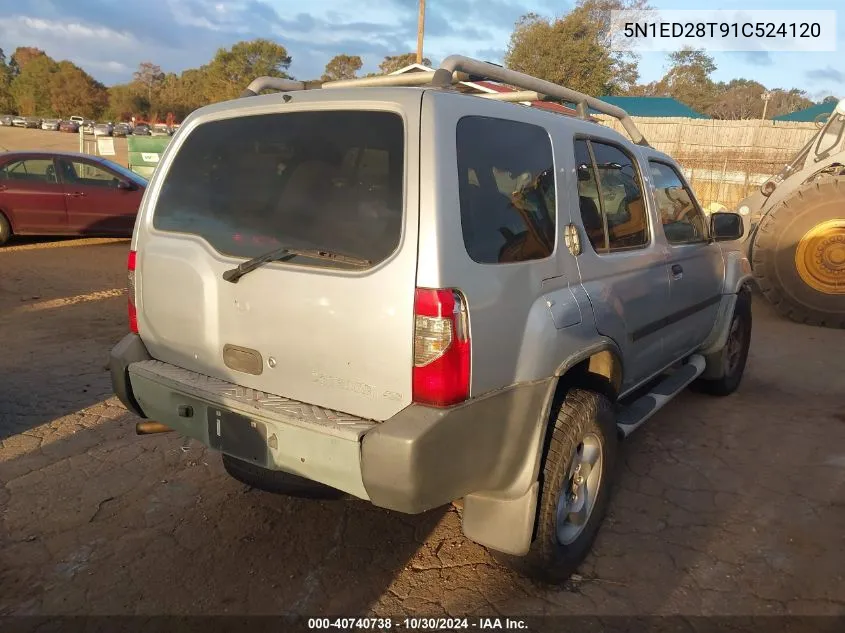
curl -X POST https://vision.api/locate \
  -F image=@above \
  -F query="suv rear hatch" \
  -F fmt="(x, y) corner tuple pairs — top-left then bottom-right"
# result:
(133, 96), (421, 421)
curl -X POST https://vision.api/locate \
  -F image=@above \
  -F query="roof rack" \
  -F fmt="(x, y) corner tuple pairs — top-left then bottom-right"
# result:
(239, 54), (649, 147)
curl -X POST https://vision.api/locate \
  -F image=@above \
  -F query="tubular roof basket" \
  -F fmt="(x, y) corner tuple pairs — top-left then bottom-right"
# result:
(240, 54), (649, 147)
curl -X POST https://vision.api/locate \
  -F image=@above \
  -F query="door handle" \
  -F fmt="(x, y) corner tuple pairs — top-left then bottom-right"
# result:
(66, 192), (86, 198)
(671, 264), (684, 278)
(0, 184), (7, 192)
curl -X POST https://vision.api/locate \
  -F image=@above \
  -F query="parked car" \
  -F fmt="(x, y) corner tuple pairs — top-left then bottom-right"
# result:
(132, 123), (151, 136)
(113, 122), (132, 137)
(0, 115), (13, 126)
(0, 151), (147, 246)
(11, 116), (26, 128)
(93, 123), (113, 137)
(151, 123), (172, 136)
(108, 57), (752, 584)
(59, 120), (80, 133)
(69, 115), (85, 125)
(24, 117), (41, 129)
(41, 119), (60, 131)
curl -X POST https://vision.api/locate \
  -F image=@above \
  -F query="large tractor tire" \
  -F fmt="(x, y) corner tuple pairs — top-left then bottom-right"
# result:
(751, 176), (845, 328)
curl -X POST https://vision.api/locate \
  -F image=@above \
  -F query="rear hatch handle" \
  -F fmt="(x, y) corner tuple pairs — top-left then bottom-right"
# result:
(222, 245), (371, 283)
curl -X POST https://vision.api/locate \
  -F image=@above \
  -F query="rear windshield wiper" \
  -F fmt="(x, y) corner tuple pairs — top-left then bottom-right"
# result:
(222, 245), (371, 283)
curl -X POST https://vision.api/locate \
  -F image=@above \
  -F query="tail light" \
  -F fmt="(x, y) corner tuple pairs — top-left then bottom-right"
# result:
(127, 250), (138, 333)
(412, 288), (470, 407)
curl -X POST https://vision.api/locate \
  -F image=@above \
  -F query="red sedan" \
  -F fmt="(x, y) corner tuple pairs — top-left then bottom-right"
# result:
(0, 151), (147, 246)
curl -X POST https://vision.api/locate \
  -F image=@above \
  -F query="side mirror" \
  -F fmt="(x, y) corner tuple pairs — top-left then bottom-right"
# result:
(710, 211), (744, 241)
(117, 179), (136, 191)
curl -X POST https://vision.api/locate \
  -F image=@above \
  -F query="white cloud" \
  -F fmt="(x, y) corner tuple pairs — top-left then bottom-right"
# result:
(8, 16), (135, 44)
(82, 60), (131, 73)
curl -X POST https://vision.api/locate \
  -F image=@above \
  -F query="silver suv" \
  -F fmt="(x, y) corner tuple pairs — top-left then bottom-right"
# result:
(110, 56), (752, 582)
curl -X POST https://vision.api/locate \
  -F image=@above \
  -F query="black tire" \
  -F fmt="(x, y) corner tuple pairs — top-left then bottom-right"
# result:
(752, 177), (845, 328)
(222, 454), (346, 500)
(496, 389), (618, 584)
(0, 212), (11, 246)
(696, 287), (752, 396)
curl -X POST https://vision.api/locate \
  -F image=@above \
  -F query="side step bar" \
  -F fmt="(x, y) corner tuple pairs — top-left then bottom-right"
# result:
(616, 355), (706, 437)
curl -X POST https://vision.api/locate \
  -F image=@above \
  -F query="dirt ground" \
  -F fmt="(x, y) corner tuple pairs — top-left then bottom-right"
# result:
(0, 237), (844, 621)
(0, 126), (130, 167)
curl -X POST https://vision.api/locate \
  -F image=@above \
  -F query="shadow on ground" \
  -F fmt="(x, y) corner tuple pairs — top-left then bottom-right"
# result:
(1, 236), (844, 618)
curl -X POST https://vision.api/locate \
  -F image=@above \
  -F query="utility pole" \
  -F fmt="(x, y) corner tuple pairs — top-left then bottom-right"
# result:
(416, 0), (426, 64)
(761, 91), (772, 120)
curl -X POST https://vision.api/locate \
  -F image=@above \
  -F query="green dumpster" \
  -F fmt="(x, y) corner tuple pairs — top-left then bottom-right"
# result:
(127, 136), (172, 179)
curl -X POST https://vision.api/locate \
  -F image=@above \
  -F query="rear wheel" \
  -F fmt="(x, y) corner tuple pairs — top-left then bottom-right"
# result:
(222, 454), (346, 500)
(0, 212), (11, 246)
(497, 388), (618, 584)
(752, 177), (845, 328)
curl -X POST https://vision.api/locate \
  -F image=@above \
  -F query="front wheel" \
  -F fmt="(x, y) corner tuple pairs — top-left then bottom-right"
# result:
(497, 388), (618, 584)
(696, 288), (752, 396)
(752, 177), (845, 328)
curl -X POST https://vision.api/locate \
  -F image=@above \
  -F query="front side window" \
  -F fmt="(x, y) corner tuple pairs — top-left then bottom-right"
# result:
(57, 159), (121, 188)
(456, 116), (556, 264)
(0, 159), (58, 184)
(648, 161), (708, 244)
(574, 139), (649, 253)
(153, 110), (405, 268)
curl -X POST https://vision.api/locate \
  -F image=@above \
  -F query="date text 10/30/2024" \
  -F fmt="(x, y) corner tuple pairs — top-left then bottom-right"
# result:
(307, 617), (529, 630)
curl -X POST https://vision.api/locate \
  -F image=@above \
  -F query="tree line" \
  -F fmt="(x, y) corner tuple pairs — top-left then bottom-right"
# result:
(0, 0), (834, 123)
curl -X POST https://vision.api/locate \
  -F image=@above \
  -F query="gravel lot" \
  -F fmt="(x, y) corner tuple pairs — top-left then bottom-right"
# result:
(0, 237), (844, 620)
(0, 126), (130, 166)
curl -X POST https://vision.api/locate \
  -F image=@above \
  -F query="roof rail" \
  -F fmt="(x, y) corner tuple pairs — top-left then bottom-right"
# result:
(239, 77), (322, 98)
(432, 56), (649, 146)
(322, 71), (470, 89)
(239, 55), (649, 147)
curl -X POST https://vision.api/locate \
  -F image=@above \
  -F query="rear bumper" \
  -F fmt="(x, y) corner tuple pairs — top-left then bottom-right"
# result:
(109, 333), (551, 513)
(110, 333), (152, 418)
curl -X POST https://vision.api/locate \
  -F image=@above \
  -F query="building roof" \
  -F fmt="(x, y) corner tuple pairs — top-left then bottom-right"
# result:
(390, 63), (434, 74)
(772, 100), (837, 122)
(592, 96), (710, 119)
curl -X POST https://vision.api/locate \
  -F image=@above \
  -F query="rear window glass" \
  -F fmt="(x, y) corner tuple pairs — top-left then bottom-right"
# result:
(456, 116), (555, 264)
(152, 111), (404, 267)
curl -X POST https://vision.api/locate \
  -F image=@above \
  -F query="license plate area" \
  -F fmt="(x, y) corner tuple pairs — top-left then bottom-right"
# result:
(207, 407), (268, 465)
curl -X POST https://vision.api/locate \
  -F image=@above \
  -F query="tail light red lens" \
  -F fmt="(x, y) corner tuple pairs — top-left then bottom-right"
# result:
(127, 250), (138, 334)
(412, 288), (470, 407)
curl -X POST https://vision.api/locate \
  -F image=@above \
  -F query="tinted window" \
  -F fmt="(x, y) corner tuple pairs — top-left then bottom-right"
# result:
(574, 140), (605, 252)
(0, 159), (57, 184)
(456, 116), (555, 264)
(648, 161), (708, 244)
(591, 141), (648, 250)
(153, 111), (404, 268)
(574, 140), (648, 252)
(57, 159), (121, 188)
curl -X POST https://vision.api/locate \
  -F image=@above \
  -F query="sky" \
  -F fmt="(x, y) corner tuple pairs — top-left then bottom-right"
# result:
(0, 0), (842, 100)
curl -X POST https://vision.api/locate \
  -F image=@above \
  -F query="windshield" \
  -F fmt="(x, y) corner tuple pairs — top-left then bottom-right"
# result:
(99, 159), (148, 186)
(151, 110), (405, 268)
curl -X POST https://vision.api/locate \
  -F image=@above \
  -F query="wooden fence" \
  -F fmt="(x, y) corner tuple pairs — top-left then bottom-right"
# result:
(594, 115), (819, 210)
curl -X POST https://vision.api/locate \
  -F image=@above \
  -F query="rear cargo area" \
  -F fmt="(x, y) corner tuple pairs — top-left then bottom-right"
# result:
(133, 96), (423, 422)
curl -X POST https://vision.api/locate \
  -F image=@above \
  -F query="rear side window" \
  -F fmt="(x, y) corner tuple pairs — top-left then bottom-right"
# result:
(0, 159), (57, 184)
(574, 139), (649, 253)
(153, 111), (404, 267)
(648, 161), (708, 244)
(456, 116), (555, 264)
